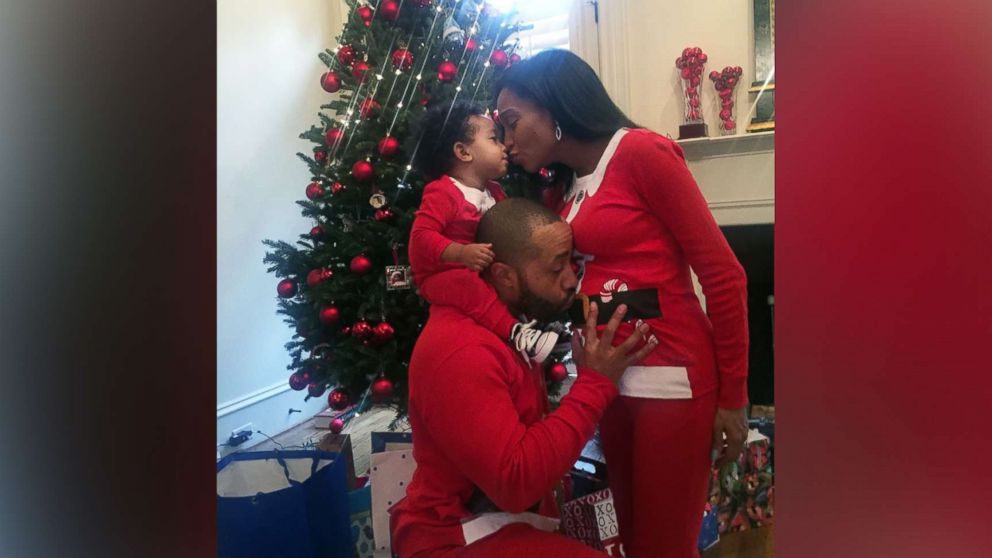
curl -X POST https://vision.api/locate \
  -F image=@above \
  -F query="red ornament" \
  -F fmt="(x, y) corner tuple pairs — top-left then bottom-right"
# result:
(352, 60), (371, 82)
(320, 71), (342, 93)
(723, 119), (736, 130)
(337, 45), (356, 66)
(309, 225), (324, 238)
(510, 53), (522, 65)
(277, 279), (297, 298)
(325, 127), (345, 146)
(329, 417), (345, 434)
(437, 60), (458, 82)
(465, 38), (478, 51)
(371, 377), (394, 403)
(327, 388), (350, 411)
(350, 254), (373, 274)
(331, 181), (345, 195)
(305, 181), (325, 200)
(308, 382), (327, 398)
(374, 208), (394, 222)
(373, 321), (395, 342)
(357, 5), (374, 27)
(377, 136), (400, 158)
(314, 150), (327, 162)
(351, 320), (373, 339)
(340, 325), (352, 336)
(548, 362), (568, 383)
(289, 372), (308, 391)
(359, 98), (381, 119)
(319, 305), (341, 325)
(380, 1), (400, 21)
(490, 50), (509, 68)
(352, 160), (374, 181)
(307, 268), (334, 287)
(391, 49), (414, 73)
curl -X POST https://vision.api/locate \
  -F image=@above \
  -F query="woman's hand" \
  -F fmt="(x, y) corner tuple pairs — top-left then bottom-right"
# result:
(571, 302), (658, 385)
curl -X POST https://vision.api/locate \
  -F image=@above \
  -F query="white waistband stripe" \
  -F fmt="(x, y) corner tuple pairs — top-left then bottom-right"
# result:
(618, 365), (693, 399)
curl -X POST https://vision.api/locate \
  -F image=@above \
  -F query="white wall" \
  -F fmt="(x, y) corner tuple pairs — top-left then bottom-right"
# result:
(217, 0), (346, 453)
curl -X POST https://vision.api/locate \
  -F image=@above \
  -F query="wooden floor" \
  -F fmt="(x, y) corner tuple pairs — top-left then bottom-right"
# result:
(251, 406), (771, 557)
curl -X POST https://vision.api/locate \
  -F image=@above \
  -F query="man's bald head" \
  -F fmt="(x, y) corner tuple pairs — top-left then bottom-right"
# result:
(476, 198), (562, 270)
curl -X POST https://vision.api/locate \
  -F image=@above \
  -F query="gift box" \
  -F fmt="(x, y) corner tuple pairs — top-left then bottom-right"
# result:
(560, 488), (625, 557)
(349, 485), (374, 558)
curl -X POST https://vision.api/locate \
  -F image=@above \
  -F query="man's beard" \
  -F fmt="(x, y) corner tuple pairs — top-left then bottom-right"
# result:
(518, 281), (574, 323)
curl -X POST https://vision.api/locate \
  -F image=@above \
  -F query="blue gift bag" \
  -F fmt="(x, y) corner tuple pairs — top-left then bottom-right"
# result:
(217, 450), (352, 558)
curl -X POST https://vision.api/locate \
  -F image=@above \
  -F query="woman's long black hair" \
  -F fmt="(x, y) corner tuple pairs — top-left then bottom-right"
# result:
(494, 49), (638, 142)
(494, 49), (638, 192)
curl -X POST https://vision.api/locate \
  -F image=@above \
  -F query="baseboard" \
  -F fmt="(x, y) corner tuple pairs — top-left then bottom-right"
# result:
(217, 380), (328, 458)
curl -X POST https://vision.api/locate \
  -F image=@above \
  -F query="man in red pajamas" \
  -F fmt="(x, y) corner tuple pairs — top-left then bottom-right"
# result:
(391, 198), (658, 558)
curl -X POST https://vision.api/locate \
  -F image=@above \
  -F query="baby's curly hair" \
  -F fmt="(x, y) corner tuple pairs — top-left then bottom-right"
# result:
(412, 100), (486, 180)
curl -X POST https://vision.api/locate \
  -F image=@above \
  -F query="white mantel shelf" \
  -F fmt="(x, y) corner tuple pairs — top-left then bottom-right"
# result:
(676, 130), (775, 161)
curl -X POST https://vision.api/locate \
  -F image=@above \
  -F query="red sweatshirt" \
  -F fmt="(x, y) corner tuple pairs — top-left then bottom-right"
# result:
(390, 306), (619, 558)
(561, 128), (749, 409)
(409, 175), (507, 284)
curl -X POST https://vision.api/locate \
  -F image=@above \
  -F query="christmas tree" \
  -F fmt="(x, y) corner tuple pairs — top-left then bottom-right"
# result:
(263, 0), (539, 424)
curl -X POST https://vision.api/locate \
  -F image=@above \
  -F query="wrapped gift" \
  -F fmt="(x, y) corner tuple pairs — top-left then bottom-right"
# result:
(560, 488), (625, 557)
(349, 485), (374, 558)
(370, 448), (417, 558)
(697, 503), (720, 551)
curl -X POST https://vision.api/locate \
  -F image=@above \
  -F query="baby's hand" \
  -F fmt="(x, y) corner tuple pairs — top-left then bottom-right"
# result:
(459, 243), (495, 271)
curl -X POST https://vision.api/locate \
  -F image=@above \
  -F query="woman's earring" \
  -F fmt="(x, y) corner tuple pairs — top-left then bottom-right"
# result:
(554, 122), (563, 141)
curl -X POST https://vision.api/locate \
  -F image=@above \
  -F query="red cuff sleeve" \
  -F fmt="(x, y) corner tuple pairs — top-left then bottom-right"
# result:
(418, 349), (616, 513)
(627, 133), (749, 409)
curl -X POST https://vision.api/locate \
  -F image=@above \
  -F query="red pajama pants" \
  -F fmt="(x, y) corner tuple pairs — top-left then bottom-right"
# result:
(417, 268), (517, 341)
(415, 523), (612, 558)
(599, 392), (718, 558)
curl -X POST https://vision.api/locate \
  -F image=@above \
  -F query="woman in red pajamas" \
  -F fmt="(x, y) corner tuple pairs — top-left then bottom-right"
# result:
(495, 50), (750, 558)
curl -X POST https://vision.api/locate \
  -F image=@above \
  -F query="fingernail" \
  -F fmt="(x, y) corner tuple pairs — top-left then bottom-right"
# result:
(649, 335), (658, 344)
(618, 304), (627, 312)
(635, 319), (644, 327)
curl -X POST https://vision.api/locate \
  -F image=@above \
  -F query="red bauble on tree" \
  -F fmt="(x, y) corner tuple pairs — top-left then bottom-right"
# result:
(510, 53), (522, 66)
(548, 362), (569, 383)
(305, 181), (325, 200)
(308, 382), (326, 398)
(359, 98), (381, 119)
(289, 372), (308, 391)
(391, 48), (414, 72)
(314, 149), (327, 163)
(328, 388), (350, 411)
(350, 254), (373, 274)
(356, 5), (374, 27)
(465, 37), (477, 52)
(329, 417), (345, 434)
(352, 160), (374, 181)
(351, 320), (373, 339)
(489, 50), (509, 68)
(277, 279), (297, 298)
(325, 127), (345, 146)
(352, 60), (371, 82)
(331, 181), (346, 195)
(371, 377), (394, 403)
(437, 60), (458, 82)
(374, 208), (394, 222)
(307, 267), (334, 288)
(319, 305), (341, 325)
(309, 225), (324, 238)
(377, 136), (400, 158)
(380, 1), (400, 21)
(373, 321), (395, 343)
(320, 71), (342, 93)
(337, 45), (356, 66)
